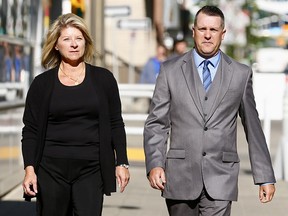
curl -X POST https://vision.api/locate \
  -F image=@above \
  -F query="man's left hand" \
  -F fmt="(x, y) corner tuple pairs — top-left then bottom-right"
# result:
(259, 184), (275, 203)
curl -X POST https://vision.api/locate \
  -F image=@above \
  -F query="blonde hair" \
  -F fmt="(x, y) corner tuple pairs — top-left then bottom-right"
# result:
(41, 13), (94, 69)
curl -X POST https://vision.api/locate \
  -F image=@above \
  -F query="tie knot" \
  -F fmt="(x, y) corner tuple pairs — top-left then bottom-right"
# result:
(203, 60), (210, 68)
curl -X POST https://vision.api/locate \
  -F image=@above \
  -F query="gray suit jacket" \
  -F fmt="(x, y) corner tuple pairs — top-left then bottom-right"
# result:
(143, 50), (276, 201)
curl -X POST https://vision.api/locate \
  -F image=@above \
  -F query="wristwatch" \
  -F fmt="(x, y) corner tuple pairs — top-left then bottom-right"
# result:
(118, 164), (129, 169)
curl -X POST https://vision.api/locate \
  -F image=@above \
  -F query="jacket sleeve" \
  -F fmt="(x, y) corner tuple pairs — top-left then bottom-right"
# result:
(106, 72), (129, 165)
(143, 64), (171, 174)
(239, 68), (276, 184)
(21, 77), (42, 168)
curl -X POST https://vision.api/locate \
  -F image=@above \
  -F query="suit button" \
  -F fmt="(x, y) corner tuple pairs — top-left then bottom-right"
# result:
(202, 152), (206, 156)
(204, 127), (208, 131)
(204, 97), (208, 101)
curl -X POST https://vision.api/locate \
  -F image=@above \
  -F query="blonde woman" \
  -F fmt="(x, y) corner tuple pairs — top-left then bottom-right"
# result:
(22, 13), (129, 216)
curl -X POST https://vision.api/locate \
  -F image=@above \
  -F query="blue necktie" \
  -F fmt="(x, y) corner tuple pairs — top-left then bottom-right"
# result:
(202, 60), (212, 91)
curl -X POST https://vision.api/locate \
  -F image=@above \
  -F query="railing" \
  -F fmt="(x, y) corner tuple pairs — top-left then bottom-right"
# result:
(119, 84), (154, 135)
(0, 70), (29, 102)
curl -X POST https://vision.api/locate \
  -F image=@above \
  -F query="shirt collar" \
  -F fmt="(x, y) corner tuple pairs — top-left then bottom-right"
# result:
(192, 49), (221, 68)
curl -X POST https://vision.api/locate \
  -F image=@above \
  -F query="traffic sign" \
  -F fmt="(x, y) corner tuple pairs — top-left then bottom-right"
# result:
(117, 18), (151, 30)
(105, 6), (131, 17)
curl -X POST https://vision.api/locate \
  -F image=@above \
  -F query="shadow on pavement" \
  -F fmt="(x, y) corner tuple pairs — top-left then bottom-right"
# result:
(0, 201), (36, 216)
(104, 204), (141, 210)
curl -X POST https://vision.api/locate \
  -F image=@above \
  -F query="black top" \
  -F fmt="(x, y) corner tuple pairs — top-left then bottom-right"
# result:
(44, 72), (100, 160)
(22, 64), (128, 196)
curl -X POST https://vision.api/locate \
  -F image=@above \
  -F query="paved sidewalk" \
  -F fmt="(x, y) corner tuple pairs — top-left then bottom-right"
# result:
(1, 120), (288, 216)
(1, 164), (288, 216)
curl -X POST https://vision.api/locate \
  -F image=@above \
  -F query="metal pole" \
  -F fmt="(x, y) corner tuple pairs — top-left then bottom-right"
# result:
(33, 0), (43, 78)
(90, 0), (105, 67)
(128, 31), (136, 83)
(283, 75), (288, 181)
(111, 18), (119, 81)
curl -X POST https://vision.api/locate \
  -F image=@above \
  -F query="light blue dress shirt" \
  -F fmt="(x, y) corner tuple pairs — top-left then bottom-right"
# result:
(192, 49), (221, 83)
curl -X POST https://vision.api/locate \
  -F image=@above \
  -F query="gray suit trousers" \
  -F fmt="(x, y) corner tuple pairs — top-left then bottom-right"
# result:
(166, 188), (232, 216)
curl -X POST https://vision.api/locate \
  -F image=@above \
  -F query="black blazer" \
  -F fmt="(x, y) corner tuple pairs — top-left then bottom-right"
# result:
(22, 63), (128, 198)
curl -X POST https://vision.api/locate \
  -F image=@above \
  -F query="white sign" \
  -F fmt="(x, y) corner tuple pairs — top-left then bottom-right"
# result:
(255, 48), (288, 73)
(254, 73), (286, 120)
(105, 6), (131, 17)
(117, 18), (151, 30)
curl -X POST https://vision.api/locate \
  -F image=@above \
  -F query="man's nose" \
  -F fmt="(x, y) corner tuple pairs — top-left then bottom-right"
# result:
(204, 31), (211, 39)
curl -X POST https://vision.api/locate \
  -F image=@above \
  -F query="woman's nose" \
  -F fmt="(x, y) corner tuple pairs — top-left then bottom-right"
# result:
(70, 39), (78, 47)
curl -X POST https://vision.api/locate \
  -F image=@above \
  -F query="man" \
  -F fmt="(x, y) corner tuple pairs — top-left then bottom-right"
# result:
(143, 5), (276, 216)
(139, 44), (167, 84)
(168, 39), (188, 60)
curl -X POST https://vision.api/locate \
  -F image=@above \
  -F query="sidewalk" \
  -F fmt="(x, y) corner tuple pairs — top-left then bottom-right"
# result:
(1, 163), (288, 216)
(1, 121), (288, 216)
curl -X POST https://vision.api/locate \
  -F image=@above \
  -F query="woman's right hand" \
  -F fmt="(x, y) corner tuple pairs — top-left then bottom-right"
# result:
(22, 166), (38, 196)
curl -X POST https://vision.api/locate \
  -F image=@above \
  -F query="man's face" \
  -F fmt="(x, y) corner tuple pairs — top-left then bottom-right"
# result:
(192, 12), (226, 58)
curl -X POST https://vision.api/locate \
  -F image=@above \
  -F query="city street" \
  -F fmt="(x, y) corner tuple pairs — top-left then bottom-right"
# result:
(0, 106), (288, 215)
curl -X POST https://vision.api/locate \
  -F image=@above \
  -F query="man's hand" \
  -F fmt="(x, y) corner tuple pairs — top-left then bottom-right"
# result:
(148, 167), (166, 191)
(259, 184), (275, 203)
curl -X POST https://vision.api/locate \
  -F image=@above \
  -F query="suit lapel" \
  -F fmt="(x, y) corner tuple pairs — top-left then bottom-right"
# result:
(180, 51), (234, 121)
(181, 51), (204, 119)
(206, 52), (234, 121)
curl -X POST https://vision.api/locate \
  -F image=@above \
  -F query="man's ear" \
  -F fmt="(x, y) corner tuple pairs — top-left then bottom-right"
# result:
(192, 26), (195, 37)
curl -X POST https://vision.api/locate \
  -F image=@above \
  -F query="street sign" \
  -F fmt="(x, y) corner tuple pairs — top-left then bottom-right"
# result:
(117, 18), (151, 30)
(104, 6), (131, 17)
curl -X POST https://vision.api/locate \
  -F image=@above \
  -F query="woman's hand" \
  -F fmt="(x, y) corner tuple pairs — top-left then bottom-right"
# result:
(22, 166), (38, 196)
(116, 166), (130, 193)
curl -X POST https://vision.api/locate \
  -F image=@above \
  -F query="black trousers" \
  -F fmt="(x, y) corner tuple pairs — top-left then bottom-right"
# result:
(37, 156), (104, 216)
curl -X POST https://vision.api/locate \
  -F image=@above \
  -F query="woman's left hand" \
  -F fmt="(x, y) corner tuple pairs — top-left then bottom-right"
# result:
(116, 166), (130, 193)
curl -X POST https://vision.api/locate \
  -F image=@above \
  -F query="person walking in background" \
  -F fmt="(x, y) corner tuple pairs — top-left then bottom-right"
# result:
(21, 13), (130, 216)
(139, 44), (167, 84)
(13, 45), (24, 82)
(3, 42), (13, 82)
(167, 39), (188, 60)
(143, 5), (275, 216)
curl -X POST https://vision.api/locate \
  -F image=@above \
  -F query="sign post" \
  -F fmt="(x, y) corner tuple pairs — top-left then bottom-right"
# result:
(117, 18), (151, 83)
(104, 6), (131, 81)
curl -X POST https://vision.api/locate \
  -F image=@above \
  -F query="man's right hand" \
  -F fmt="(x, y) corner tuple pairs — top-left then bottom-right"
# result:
(148, 167), (166, 191)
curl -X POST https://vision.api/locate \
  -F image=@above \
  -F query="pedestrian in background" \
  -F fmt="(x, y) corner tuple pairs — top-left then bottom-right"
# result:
(167, 39), (188, 60)
(144, 5), (275, 216)
(21, 13), (129, 216)
(139, 44), (167, 84)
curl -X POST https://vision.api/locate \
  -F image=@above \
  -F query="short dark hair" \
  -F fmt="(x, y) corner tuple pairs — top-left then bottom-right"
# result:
(194, 5), (225, 28)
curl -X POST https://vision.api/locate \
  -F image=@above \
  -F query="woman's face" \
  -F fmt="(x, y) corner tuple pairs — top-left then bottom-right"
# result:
(55, 26), (86, 64)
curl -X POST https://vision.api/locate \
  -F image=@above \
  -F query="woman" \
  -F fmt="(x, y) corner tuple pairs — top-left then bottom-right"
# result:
(21, 13), (130, 216)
